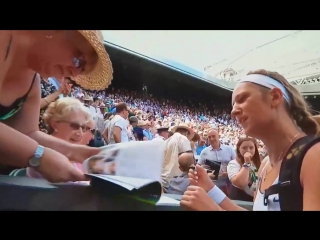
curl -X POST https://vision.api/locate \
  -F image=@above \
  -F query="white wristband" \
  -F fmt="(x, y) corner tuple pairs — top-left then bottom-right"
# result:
(207, 186), (226, 205)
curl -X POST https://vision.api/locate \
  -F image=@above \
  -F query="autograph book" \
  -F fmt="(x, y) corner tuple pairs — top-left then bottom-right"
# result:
(83, 141), (166, 204)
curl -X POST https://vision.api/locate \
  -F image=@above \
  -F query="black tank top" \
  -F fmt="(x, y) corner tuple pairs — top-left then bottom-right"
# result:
(0, 73), (37, 121)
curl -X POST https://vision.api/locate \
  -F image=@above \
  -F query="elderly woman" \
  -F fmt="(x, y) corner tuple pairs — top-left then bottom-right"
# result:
(28, 97), (92, 177)
(0, 30), (113, 182)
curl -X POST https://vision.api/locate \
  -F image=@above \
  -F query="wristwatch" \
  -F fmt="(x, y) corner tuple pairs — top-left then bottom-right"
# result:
(243, 162), (251, 168)
(28, 145), (45, 167)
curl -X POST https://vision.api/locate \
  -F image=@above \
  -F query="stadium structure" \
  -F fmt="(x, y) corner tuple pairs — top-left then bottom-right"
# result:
(203, 30), (320, 96)
(103, 31), (320, 111)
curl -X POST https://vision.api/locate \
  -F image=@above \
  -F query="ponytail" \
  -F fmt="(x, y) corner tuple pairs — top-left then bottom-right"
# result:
(291, 106), (319, 136)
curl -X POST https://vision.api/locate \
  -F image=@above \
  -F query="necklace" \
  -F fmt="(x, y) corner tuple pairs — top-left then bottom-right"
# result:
(263, 132), (301, 182)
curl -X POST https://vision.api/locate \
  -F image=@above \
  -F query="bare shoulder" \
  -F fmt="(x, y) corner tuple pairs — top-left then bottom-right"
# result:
(300, 142), (320, 185)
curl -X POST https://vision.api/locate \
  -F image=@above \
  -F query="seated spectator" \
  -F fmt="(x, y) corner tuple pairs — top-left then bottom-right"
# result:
(227, 137), (261, 201)
(27, 98), (92, 178)
(167, 152), (195, 195)
(128, 116), (138, 141)
(88, 130), (105, 147)
(84, 119), (96, 146)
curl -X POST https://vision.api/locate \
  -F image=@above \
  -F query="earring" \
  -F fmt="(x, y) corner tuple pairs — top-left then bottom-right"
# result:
(54, 129), (57, 132)
(46, 35), (53, 39)
(73, 58), (80, 68)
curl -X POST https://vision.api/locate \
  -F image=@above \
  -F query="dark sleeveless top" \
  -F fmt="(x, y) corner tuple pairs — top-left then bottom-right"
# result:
(0, 73), (37, 175)
(0, 73), (37, 121)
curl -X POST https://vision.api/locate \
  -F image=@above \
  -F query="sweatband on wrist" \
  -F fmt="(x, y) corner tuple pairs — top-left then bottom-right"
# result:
(207, 186), (226, 205)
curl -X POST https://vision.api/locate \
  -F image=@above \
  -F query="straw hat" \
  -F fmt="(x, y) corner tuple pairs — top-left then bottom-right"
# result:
(156, 126), (169, 132)
(83, 94), (92, 101)
(171, 123), (195, 140)
(72, 30), (113, 90)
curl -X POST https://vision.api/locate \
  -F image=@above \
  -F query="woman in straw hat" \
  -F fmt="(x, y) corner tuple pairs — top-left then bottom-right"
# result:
(0, 30), (113, 182)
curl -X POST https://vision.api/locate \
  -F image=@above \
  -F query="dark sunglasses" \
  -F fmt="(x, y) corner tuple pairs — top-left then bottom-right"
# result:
(60, 121), (88, 132)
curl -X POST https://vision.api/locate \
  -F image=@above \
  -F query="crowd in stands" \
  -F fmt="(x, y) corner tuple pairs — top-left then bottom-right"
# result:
(40, 78), (266, 153)
(37, 77), (268, 202)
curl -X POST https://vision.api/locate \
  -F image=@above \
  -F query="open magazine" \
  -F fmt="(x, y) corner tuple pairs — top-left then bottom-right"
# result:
(83, 141), (165, 204)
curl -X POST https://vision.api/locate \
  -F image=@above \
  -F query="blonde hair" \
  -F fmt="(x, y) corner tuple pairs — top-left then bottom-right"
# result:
(43, 97), (91, 134)
(247, 69), (320, 136)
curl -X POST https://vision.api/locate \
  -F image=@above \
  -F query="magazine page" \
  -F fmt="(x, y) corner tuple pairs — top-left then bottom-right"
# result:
(83, 140), (165, 183)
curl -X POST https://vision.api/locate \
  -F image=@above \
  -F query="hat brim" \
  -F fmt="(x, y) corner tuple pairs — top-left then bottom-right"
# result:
(157, 127), (169, 131)
(72, 30), (113, 90)
(171, 126), (195, 140)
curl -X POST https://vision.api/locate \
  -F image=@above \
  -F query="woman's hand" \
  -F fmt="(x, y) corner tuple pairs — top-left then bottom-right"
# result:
(37, 147), (87, 183)
(58, 80), (72, 96)
(68, 145), (102, 163)
(181, 186), (223, 211)
(243, 152), (252, 163)
(189, 164), (214, 192)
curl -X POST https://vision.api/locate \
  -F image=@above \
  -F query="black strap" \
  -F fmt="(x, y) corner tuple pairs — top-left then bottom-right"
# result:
(26, 73), (37, 95)
(263, 136), (316, 211)
(280, 136), (320, 211)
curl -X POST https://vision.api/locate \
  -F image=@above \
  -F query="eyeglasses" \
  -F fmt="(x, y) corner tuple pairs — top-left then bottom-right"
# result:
(60, 121), (88, 132)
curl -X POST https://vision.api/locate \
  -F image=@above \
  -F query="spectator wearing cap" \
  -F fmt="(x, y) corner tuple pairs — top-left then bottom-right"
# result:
(161, 123), (194, 192)
(134, 120), (148, 141)
(128, 116), (138, 141)
(153, 127), (169, 141)
(83, 94), (97, 120)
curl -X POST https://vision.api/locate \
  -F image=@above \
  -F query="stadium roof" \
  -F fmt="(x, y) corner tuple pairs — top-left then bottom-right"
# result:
(204, 31), (320, 83)
(104, 39), (320, 95)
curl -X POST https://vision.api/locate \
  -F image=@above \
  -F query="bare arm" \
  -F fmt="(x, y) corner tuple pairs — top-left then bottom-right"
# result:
(228, 163), (250, 189)
(301, 143), (320, 210)
(113, 126), (121, 143)
(40, 90), (60, 109)
(0, 122), (38, 167)
(5, 75), (73, 159)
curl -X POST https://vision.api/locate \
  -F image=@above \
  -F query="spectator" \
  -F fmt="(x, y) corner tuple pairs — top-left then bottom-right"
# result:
(162, 123), (194, 192)
(103, 102), (129, 144)
(27, 97), (92, 178)
(167, 152), (195, 195)
(227, 137), (261, 201)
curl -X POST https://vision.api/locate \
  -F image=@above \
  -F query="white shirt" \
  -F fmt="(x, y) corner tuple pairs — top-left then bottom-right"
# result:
(161, 132), (192, 189)
(227, 160), (255, 197)
(109, 116), (129, 144)
(153, 136), (165, 141)
(253, 161), (280, 211)
(84, 105), (97, 120)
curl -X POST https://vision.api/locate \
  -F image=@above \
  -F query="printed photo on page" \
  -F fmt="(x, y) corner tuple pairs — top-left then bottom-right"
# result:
(83, 141), (165, 182)
(86, 149), (119, 175)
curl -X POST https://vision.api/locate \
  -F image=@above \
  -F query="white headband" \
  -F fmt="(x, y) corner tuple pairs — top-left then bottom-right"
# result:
(237, 74), (291, 105)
